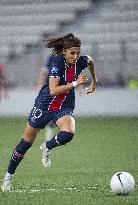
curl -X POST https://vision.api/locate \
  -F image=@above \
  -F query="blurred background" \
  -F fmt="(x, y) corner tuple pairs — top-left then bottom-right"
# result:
(0, 0), (138, 117)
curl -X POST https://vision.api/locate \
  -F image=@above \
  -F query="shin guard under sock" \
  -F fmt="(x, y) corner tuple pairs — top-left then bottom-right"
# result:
(46, 131), (74, 150)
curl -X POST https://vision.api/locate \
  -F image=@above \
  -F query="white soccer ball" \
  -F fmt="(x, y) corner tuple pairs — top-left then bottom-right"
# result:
(110, 172), (135, 195)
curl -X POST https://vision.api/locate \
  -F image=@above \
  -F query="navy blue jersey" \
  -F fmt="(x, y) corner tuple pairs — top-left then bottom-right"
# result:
(35, 54), (92, 111)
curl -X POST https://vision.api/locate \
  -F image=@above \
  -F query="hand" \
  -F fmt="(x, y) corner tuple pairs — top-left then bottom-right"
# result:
(86, 80), (97, 94)
(76, 73), (88, 86)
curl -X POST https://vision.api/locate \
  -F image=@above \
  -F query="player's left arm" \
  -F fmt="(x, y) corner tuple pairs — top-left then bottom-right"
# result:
(36, 67), (48, 92)
(87, 59), (97, 94)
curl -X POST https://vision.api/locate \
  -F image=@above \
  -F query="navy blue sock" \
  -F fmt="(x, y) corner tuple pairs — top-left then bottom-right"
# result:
(7, 139), (32, 174)
(46, 131), (74, 150)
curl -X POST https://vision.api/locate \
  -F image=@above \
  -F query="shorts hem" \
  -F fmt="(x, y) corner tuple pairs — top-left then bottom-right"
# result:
(28, 122), (45, 129)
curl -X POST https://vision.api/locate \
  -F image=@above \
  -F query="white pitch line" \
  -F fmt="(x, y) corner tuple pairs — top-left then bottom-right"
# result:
(9, 186), (98, 193)
(11, 187), (78, 193)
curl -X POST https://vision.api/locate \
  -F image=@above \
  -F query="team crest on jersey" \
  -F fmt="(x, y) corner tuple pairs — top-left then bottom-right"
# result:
(51, 67), (58, 74)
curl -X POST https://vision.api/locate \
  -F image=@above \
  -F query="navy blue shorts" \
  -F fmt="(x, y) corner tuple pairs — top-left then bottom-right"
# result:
(28, 102), (74, 129)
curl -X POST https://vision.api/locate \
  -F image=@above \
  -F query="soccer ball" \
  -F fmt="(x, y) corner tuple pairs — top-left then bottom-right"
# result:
(110, 172), (135, 195)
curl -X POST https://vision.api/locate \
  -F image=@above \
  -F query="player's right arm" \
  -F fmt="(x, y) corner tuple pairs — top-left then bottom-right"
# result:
(49, 74), (88, 96)
(49, 56), (88, 96)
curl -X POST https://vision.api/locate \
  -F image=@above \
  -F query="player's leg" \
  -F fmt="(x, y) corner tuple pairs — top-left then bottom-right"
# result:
(40, 121), (55, 168)
(46, 115), (75, 149)
(1, 124), (40, 192)
(40, 114), (75, 168)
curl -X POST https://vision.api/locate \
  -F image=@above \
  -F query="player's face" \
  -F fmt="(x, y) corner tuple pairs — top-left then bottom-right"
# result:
(63, 47), (81, 64)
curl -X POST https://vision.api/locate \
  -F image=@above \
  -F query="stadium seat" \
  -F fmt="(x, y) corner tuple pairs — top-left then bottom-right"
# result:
(0, 0), (90, 57)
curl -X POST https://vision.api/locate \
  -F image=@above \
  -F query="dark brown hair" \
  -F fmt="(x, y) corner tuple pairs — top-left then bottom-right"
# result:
(45, 33), (81, 55)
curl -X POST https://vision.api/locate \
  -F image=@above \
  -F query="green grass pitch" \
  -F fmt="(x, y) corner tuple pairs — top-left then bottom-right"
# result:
(0, 117), (138, 205)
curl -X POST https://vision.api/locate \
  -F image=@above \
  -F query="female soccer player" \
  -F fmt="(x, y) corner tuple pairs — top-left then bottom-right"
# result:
(1, 33), (97, 192)
(36, 56), (84, 142)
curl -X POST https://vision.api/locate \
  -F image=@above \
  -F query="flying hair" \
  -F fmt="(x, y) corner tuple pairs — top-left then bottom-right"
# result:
(45, 33), (81, 55)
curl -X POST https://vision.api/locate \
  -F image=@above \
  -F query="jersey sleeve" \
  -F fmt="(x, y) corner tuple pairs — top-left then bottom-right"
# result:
(85, 55), (93, 63)
(77, 55), (93, 71)
(48, 56), (61, 78)
(82, 55), (93, 66)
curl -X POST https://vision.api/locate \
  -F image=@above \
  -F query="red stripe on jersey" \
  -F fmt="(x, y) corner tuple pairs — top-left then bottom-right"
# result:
(48, 64), (76, 111)
(65, 64), (76, 82)
(48, 92), (68, 111)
